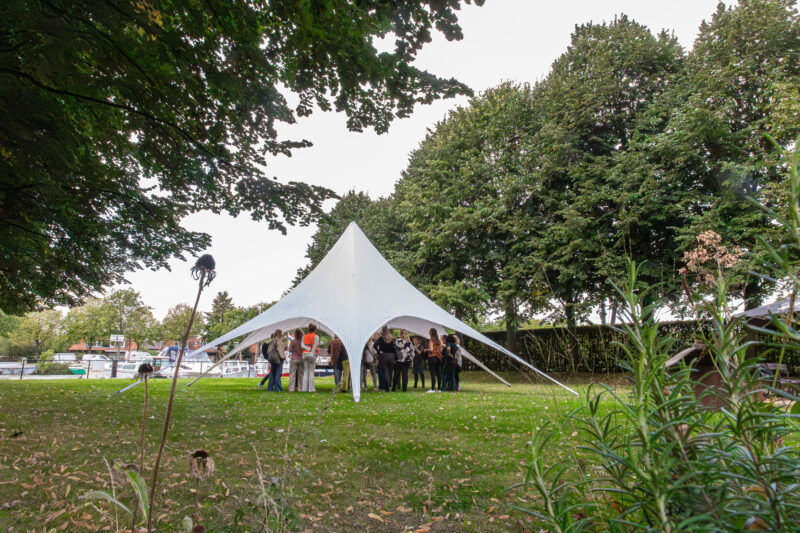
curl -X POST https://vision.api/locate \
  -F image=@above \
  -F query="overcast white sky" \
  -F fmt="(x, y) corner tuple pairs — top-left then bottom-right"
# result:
(120, 0), (727, 320)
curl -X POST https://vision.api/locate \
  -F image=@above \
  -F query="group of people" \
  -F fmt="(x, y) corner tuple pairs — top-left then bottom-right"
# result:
(256, 323), (464, 393)
(257, 324), (322, 392)
(362, 326), (463, 393)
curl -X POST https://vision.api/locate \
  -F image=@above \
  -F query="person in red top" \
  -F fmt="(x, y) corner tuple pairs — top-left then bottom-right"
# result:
(301, 324), (320, 392)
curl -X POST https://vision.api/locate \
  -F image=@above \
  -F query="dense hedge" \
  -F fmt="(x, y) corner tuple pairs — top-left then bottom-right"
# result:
(464, 321), (800, 375)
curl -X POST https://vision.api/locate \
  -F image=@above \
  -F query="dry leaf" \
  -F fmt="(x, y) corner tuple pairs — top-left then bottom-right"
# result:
(368, 513), (384, 522)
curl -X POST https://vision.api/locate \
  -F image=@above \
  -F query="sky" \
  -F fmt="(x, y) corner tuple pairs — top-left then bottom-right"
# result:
(120, 0), (727, 320)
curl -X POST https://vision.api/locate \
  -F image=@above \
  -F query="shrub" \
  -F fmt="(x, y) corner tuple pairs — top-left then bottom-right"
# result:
(35, 362), (72, 375)
(510, 140), (800, 531)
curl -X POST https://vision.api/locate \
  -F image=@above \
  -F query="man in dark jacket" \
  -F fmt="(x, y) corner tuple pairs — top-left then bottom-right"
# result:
(329, 335), (350, 392)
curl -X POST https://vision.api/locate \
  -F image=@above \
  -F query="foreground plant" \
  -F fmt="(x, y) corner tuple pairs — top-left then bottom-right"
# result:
(511, 141), (800, 531)
(128, 362), (154, 531)
(147, 255), (216, 532)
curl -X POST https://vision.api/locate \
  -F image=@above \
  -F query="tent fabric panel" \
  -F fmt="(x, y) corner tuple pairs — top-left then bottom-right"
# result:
(185, 222), (575, 400)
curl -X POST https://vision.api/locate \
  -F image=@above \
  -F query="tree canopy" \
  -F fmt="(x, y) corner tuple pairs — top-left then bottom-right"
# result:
(295, 1), (800, 333)
(0, 0), (482, 313)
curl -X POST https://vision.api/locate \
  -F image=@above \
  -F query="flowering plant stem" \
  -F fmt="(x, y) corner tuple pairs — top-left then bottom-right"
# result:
(131, 375), (149, 532)
(146, 271), (207, 532)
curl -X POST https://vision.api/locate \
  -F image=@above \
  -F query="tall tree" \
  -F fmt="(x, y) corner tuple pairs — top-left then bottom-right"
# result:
(102, 289), (156, 349)
(0, 311), (19, 338)
(393, 82), (541, 346)
(160, 303), (202, 343)
(7, 310), (63, 356)
(202, 291), (235, 341)
(0, 0), (482, 313)
(64, 298), (113, 348)
(528, 16), (685, 326)
(638, 0), (800, 308)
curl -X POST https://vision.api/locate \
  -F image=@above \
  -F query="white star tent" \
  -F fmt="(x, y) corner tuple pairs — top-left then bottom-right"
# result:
(186, 222), (577, 401)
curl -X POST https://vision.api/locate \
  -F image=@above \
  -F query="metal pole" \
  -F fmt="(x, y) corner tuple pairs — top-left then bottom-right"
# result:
(19, 358), (25, 380)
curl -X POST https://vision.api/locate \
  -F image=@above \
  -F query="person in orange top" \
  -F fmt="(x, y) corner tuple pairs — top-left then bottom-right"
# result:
(427, 328), (443, 392)
(301, 323), (320, 392)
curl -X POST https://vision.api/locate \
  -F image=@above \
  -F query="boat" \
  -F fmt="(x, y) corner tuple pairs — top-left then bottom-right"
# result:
(69, 353), (112, 377)
(155, 346), (249, 378)
(115, 352), (171, 379)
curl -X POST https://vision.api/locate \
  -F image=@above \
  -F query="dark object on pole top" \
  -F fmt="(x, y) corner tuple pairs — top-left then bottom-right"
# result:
(192, 254), (216, 286)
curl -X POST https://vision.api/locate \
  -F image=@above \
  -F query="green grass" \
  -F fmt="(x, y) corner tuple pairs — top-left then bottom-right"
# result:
(0, 372), (619, 532)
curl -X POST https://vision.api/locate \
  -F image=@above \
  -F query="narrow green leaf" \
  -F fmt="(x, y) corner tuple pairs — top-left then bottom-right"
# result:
(80, 490), (132, 516)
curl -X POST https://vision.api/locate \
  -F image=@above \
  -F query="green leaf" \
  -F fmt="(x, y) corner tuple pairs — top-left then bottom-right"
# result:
(126, 470), (150, 522)
(80, 490), (132, 516)
(182, 515), (194, 533)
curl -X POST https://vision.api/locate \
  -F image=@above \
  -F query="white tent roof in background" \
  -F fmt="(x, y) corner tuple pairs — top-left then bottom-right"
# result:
(733, 297), (799, 319)
(188, 222), (576, 401)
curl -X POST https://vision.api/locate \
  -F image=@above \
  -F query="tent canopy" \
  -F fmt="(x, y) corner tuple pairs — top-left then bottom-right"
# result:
(188, 222), (576, 400)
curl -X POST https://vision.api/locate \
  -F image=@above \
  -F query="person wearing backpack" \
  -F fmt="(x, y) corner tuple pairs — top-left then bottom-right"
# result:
(257, 340), (270, 390)
(259, 329), (285, 391)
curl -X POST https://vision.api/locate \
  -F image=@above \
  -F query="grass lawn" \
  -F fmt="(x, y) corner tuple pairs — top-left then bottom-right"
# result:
(0, 372), (619, 532)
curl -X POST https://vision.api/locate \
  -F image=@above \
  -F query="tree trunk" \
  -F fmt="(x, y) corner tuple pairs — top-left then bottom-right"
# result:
(565, 301), (576, 330)
(743, 278), (761, 310)
(599, 300), (607, 326)
(505, 302), (518, 355)
(610, 305), (617, 325)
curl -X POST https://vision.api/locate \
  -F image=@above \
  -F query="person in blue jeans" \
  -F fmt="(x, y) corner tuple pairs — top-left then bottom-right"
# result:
(259, 329), (285, 391)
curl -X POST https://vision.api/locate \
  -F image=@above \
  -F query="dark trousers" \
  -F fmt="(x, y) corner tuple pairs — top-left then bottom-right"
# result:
(392, 361), (410, 391)
(428, 357), (442, 390)
(379, 352), (395, 391)
(266, 360), (283, 391)
(413, 370), (425, 388)
(442, 359), (457, 391)
(441, 358), (451, 391)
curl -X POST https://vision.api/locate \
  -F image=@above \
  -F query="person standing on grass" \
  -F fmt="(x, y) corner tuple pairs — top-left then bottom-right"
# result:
(374, 325), (396, 392)
(259, 329), (285, 391)
(392, 329), (413, 392)
(288, 328), (304, 392)
(338, 337), (350, 393)
(329, 335), (350, 392)
(329, 335), (342, 388)
(427, 328), (443, 392)
(412, 335), (426, 389)
(453, 334), (463, 391)
(301, 324), (320, 392)
(442, 334), (459, 391)
(257, 339), (270, 389)
(362, 333), (379, 392)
